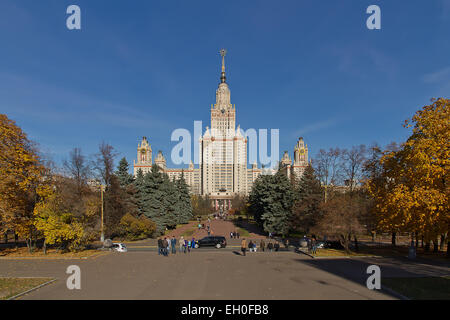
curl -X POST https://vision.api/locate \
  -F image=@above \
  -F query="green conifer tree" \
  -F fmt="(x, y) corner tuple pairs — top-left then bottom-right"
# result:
(116, 157), (134, 187)
(176, 172), (193, 224)
(249, 171), (294, 236)
(291, 164), (324, 233)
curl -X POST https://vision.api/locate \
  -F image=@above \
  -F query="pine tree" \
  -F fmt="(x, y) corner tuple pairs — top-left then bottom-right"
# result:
(133, 169), (145, 215)
(249, 171), (294, 236)
(291, 164), (324, 233)
(116, 157), (133, 187)
(176, 172), (193, 224)
(159, 174), (178, 229)
(141, 165), (166, 234)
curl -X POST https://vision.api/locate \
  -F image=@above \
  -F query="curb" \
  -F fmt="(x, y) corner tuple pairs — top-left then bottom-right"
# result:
(0, 252), (109, 260)
(6, 278), (57, 300)
(381, 285), (410, 300)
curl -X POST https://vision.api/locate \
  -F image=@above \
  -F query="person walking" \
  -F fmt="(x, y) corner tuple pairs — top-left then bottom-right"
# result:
(157, 238), (163, 255)
(191, 237), (196, 249)
(187, 240), (191, 253)
(162, 237), (168, 256)
(248, 240), (254, 252)
(285, 239), (290, 251)
(311, 236), (317, 255)
(171, 236), (176, 254)
(236, 232), (240, 239)
(179, 236), (184, 252)
(267, 241), (273, 252)
(230, 231), (234, 239)
(260, 239), (265, 252)
(253, 242), (258, 252)
(166, 237), (171, 255)
(241, 238), (247, 256)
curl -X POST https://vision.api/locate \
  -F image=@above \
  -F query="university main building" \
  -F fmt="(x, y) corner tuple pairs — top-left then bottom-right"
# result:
(133, 50), (309, 210)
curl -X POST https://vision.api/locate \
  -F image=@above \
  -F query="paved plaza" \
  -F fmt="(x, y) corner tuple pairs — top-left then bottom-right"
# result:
(1, 248), (448, 300)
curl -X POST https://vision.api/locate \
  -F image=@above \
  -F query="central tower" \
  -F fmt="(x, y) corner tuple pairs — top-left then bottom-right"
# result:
(211, 49), (235, 134)
(199, 49), (247, 207)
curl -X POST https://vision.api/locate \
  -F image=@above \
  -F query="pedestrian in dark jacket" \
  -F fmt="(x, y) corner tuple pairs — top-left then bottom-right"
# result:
(157, 238), (163, 255)
(267, 242), (273, 252)
(171, 236), (176, 254)
(274, 242), (280, 252)
(260, 239), (265, 252)
(248, 240), (254, 252)
(163, 237), (169, 256)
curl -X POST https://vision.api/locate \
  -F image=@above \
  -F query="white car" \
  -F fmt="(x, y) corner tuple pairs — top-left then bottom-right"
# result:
(112, 243), (128, 252)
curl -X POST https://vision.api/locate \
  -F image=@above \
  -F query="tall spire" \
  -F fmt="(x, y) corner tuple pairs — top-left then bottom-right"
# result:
(219, 48), (227, 83)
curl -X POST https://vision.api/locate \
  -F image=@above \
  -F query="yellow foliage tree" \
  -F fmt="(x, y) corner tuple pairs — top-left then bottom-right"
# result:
(33, 185), (85, 252)
(366, 98), (449, 247)
(0, 114), (43, 243)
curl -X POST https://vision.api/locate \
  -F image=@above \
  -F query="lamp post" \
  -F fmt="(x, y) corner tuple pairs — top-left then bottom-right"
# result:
(100, 184), (105, 243)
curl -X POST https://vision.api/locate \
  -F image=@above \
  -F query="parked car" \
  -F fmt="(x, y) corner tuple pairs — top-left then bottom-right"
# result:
(316, 241), (325, 249)
(112, 243), (127, 252)
(195, 236), (227, 249)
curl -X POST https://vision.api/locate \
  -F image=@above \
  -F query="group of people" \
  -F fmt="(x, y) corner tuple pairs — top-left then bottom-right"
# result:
(229, 231), (240, 239)
(240, 238), (280, 256)
(157, 236), (197, 256)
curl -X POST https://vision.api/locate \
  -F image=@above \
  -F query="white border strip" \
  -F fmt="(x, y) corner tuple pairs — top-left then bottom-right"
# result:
(6, 278), (57, 300)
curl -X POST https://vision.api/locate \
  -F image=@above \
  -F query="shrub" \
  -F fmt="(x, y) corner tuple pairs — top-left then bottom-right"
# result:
(119, 213), (156, 240)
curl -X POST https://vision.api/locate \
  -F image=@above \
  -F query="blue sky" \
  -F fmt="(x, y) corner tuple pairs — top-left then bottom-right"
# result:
(1, 0), (449, 170)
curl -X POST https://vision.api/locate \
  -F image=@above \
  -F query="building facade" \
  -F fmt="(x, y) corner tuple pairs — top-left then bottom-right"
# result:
(133, 50), (309, 210)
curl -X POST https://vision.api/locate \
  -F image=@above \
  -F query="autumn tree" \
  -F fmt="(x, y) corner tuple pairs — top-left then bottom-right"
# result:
(63, 147), (91, 200)
(314, 192), (365, 253)
(313, 147), (341, 202)
(0, 114), (44, 251)
(33, 184), (85, 253)
(341, 145), (367, 193)
(366, 98), (449, 255)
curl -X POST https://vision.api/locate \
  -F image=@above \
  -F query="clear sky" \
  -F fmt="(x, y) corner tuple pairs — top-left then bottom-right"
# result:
(1, 0), (449, 169)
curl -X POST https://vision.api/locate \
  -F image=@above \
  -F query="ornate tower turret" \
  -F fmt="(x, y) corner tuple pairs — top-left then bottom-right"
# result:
(155, 150), (167, 170)
(293, 137), (309, 180)
(136, 137), (152, 165)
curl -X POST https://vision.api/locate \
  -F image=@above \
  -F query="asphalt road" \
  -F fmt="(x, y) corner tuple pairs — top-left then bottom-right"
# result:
(0, 250), (410, 300)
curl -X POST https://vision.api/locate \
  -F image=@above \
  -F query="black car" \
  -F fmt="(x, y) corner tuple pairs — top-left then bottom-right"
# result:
(195, 236), (227, 249)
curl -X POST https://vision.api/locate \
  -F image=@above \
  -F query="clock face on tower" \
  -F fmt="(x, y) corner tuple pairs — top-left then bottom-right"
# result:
(299, 148), (305, 154)
(221, 109), (225, 113)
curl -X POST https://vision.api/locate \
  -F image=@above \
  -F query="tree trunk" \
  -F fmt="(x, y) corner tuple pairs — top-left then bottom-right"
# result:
(340, 234), (350, 253)
(447, 240), (450, 258)
(371, 231), (375, 242)
(354, 235), (359, 252)
(415, 233), (419, 249)
(14, 233), (18, 248)
(421, 235), (424, 248)
(440, 234), (446, 251)
(391, 232), (396, 246)
(433, 238), (439, 253)
(3, 232), (7, 244)
(43, 239), (47, 255)
(424, 241), (430, 252)
(26, 238), (32, 254)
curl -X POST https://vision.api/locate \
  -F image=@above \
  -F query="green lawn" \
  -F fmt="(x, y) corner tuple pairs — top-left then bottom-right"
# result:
(383, 276), (450, 300)
(237, 227), (250, 237)
(0, 277), (53, 300)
